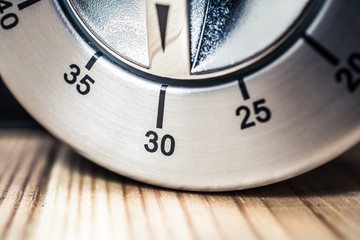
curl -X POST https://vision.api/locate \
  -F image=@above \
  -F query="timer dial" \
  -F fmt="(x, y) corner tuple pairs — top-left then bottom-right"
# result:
(0, 0), (359, 191)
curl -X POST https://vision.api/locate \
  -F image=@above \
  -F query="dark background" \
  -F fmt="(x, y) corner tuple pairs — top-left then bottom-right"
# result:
(0, 76), (39, 128)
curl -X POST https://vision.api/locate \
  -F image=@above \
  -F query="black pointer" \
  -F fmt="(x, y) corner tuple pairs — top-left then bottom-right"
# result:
(156, 4), (169, 51)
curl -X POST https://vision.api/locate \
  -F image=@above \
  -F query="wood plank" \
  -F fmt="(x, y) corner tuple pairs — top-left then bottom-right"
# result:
(0, 130), (359, 240)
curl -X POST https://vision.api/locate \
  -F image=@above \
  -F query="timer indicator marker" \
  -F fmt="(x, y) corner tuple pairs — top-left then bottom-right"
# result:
(147, 0), (190, 77)
(156, 4), (169, 52)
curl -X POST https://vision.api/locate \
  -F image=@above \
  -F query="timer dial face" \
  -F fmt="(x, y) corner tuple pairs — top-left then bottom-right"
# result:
(65, 0), (312, 79)
(0, 0), (359, 191)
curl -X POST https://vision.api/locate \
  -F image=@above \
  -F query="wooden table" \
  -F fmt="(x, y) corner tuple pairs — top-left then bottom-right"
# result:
(0, 130), (359, 240)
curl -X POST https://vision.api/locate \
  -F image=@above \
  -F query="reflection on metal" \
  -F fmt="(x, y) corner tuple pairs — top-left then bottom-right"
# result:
(68, 0), (149, 67)
(67, 0), (310, 79)
(147, 0), (190, 76)
(192, 0), (311, 74)
(191, 0), (242, 71)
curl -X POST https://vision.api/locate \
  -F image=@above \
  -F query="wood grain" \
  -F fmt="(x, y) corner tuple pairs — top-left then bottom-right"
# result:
(0, 130), (359, 240)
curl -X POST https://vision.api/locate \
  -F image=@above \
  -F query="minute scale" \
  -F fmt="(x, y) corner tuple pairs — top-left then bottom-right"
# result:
(0, 0), (359, 191)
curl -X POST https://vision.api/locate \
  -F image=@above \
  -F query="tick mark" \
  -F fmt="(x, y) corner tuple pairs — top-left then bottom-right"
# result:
(85, 51), (103, 71)
(238, 79), (250, 101)
(156, 85), (168, 129)
(18, 0), (41, 11)
(303, 34), (340, 66)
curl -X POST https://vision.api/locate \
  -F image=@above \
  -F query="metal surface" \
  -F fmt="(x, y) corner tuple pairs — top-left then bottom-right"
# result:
(67, 0), (148, 67)
(146, 0), (191, 76)
(67, 0), (311, 79)
(0, 0), (359, 191)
